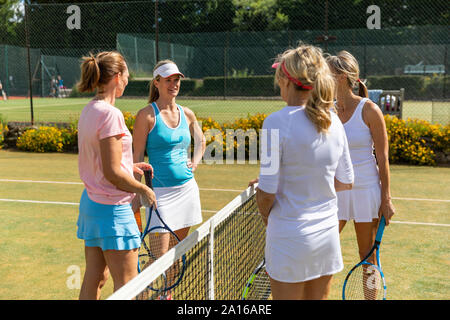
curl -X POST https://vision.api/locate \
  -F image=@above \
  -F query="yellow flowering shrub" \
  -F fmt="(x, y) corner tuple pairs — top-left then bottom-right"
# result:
(123, 111), (135, 134)
(10, 110), (449, 167)
(199, 113), (267, 161)
(384, 115), (449, 166)
(0, 122), (5, 149)
(16, 126), (77, 153)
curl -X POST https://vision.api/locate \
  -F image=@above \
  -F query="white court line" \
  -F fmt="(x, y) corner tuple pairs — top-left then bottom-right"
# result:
(0, 198), (448, 227)
(0, 179), (240, 192)
(0, 101), (85, 111)
(391, 197), (450, 203)
(1, 179), (449, 203)
(0, 198), (78, 205)
(390, 221), (450, 227)
(0, 179), (83, 185)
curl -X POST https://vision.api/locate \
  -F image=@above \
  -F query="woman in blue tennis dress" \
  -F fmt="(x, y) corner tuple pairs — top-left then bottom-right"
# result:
(132, 60), (205, 243)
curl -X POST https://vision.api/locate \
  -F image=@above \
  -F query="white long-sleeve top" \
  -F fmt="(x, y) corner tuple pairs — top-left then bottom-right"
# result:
(258, 106), (354, 236)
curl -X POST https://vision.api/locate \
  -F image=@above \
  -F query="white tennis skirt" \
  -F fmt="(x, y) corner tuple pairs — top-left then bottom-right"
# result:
(265, 224), (343, 283)
(145, 178), (202, 232)
(337, 183), (381, 223)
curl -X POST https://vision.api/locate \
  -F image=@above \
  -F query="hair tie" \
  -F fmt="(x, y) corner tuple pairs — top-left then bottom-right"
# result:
(272, 61), (313, 90)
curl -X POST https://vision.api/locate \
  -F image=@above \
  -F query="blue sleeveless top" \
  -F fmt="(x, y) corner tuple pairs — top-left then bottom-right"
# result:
(146, 102), (193, 188)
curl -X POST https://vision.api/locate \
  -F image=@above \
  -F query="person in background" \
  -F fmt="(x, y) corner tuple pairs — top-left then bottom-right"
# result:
(49, 76), (58, 98)
(0, 79), (7, 101)
(76, 51), (156, 300)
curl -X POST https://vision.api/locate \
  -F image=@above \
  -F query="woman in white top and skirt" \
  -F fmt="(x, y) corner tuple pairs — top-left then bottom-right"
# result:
(256, 45), (355, 300)
(326, 51), (395, 270)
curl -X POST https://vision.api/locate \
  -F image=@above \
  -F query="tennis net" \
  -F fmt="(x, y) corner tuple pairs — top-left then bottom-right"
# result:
(107, 184), (266, 300)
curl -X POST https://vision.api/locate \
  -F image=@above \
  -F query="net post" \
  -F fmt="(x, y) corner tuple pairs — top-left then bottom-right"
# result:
(208, 220), (215, 300)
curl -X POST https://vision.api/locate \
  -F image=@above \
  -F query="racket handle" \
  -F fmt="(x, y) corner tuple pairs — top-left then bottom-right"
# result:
(134, 210), (143, 233)
(144, 170), (153, 189)
(375, 216), (386, 242)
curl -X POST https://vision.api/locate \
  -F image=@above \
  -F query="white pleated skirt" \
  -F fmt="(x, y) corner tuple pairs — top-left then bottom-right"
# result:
(145, 178), (202, 232)
(337, 183), (381, 223)
(265, 224), (343, 283)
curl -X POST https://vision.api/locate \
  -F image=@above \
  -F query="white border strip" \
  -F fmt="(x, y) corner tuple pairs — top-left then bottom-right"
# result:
(1, 179), (449, 203)
(390, 221), (450, 227)
(0, 198), (79, 205)
(392, 197), (450, 203)
(0, 179), (83, 185)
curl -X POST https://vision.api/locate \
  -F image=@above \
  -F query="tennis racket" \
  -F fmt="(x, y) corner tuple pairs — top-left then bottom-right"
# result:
(138, 170), (186, 297)
(241, 258), (271, 300)
(342, 216), (387, 300)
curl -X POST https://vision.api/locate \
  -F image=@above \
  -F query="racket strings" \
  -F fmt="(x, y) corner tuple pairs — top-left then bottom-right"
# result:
(345, 264), (384, 300)
(138, 227), (183, 294)
(245, 268), (271, 300)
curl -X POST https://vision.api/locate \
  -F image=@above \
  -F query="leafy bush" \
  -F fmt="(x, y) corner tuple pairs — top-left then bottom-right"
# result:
(122, 79), (199, 97)
(0, 123), (5, 149)
(192, 76), (279, 97)
(10, 110), (449, 167)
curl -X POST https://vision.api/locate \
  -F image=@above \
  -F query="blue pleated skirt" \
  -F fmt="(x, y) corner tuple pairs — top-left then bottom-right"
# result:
(77, 189), (141, 251)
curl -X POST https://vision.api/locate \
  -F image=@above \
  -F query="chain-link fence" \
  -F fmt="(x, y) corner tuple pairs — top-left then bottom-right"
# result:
(0, 0), (448, 124)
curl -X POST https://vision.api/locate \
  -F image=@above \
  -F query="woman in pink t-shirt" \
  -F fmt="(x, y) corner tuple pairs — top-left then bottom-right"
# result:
(76, 51), (156, 300)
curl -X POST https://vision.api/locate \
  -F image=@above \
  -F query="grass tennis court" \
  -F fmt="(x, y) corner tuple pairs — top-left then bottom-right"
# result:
(0, 149), (449, 300)
(0, 97), (448, 124)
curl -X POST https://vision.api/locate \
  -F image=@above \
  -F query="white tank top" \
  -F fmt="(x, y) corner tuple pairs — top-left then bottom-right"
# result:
(343, 98), (380, 188)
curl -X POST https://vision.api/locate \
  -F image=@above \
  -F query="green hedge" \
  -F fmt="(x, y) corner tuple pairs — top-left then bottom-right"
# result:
(190, 76), (279, 97)
(123, 79), (199, 97)
(367, 75), (449, 100)
(71, 75), (448, 100)
(70, 79), (199, 98)
(69, 86), (95, 98)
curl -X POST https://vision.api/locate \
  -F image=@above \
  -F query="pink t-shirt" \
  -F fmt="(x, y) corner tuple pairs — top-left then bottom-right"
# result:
(78, 99), (134, 205)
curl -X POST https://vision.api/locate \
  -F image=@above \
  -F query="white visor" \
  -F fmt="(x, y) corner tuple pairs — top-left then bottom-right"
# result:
(153, 63), (184, 78)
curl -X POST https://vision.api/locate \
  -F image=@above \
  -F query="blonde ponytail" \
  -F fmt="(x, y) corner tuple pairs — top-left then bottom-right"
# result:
(326, 51), (368, 98)
(306, 67), (336, 133)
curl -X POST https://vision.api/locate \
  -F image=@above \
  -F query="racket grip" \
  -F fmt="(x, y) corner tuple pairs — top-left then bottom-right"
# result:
(375, 216), (386, 242)
(144, 170), (153, 189)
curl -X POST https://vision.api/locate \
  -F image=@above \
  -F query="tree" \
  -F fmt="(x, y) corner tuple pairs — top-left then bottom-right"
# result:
(0, 0), (25, 46)
(232, 0), (288, 31)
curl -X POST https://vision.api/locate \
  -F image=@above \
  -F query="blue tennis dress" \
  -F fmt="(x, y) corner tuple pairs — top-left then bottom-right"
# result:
(77, 190), (141, 251)
(144, 102), (202, 231)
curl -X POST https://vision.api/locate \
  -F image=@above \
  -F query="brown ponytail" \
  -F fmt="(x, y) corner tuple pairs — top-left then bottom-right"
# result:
(148, 75), (160, 103)
(358, 79), (369, 98)
(77, 54), (100, 93)
(77, 51), (126, 93)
